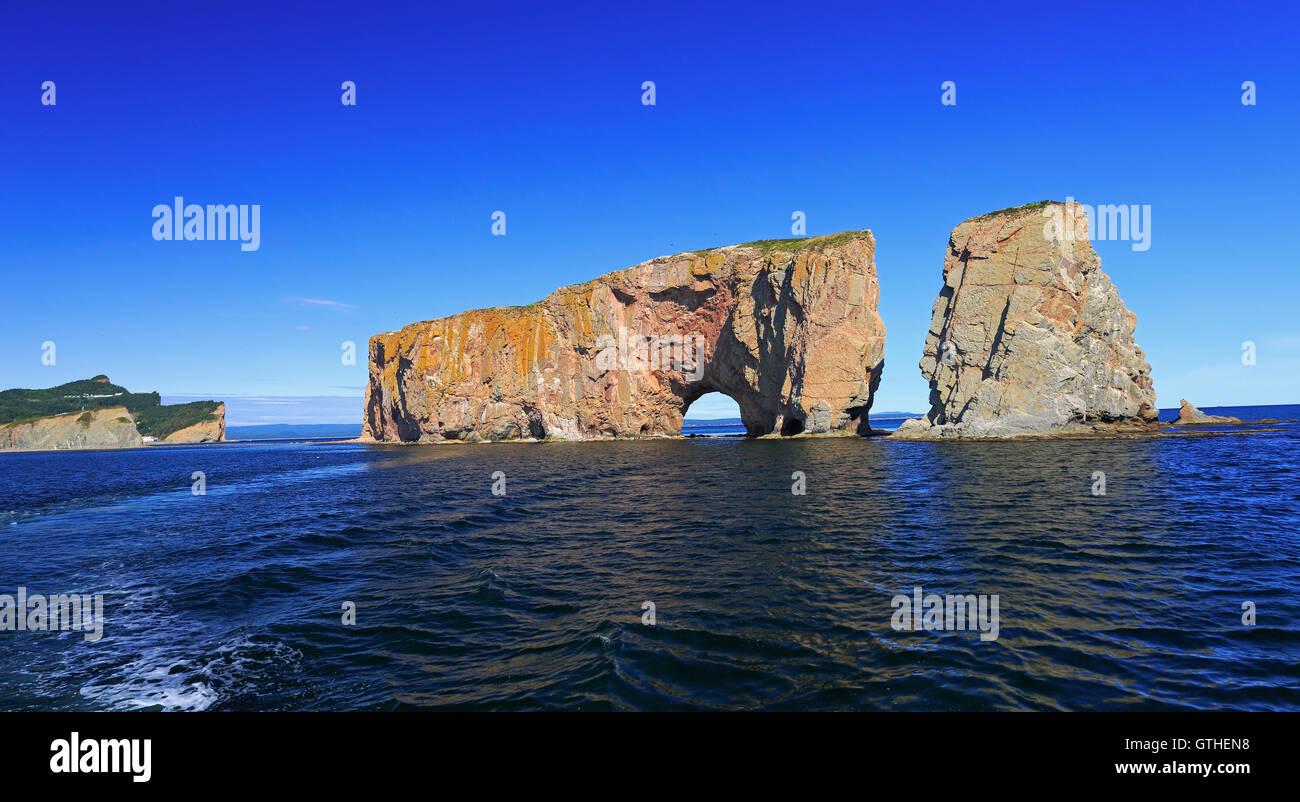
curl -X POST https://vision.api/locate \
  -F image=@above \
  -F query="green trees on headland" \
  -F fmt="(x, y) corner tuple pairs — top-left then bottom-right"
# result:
(0, 377), (220, 439)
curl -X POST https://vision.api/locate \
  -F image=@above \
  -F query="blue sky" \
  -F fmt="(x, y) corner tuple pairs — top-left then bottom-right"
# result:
(2, 1), (1297, 423)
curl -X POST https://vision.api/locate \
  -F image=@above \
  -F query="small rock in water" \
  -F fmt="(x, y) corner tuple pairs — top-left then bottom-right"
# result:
(1171, 399), (1245, 426)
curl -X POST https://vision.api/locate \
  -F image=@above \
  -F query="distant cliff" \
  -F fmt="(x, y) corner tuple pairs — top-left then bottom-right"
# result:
(157, 402), (226, 442)
(0, 377), (224, 451)
(365, 232), (886, 441)
(0, 406), (143, 451)
(894, 202), (1158, 439)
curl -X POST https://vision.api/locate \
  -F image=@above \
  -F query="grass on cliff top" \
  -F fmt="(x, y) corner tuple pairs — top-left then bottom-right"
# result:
(133, 402), (222, 440)
(485, 299), (546, 314)
(0, 378), (219, 438)
(485, 231), (873, 313)
(969, 200), (1059, 222)
(690, 230), (872, 255)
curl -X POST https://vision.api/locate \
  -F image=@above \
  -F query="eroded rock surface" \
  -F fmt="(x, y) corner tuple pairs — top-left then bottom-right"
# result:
(160, 402), (226, 443)
(364, 233), (886, 442)
(0, 406), (143, 451)
(894, 202), (1158, 440)
(1171, 399), (1243, 426)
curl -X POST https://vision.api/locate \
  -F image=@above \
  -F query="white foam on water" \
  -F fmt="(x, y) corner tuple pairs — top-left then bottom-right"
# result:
(42, 579), (301, 712)
(80, 647), (221, 712)
(78, 632), (303, 712)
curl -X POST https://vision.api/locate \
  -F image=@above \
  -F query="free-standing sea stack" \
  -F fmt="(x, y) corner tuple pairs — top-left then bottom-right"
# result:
(894, 201), (1157, 439)
(363, 232), (886, 442)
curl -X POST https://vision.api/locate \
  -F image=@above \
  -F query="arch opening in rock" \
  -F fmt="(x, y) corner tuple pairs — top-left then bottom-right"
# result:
(363, 232), (886, 442)
(681, 390), (751, 436)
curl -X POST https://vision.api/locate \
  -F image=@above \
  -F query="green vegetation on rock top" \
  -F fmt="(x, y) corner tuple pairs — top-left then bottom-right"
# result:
(450, 231), (876, 315)
(969, 201), (1059, 222)
(691, 230), (872, 255)
(133, 402), (222, 440)
(0, 377), (220, 439)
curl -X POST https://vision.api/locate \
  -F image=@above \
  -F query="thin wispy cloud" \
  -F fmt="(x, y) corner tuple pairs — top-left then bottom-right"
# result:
(1262, 333), (1300, 351)
(288, 297), (355, 310)
(162, 394), (363, 425)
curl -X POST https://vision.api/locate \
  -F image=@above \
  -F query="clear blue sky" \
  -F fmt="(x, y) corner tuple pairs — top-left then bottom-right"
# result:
(3, 1), (1297, 423)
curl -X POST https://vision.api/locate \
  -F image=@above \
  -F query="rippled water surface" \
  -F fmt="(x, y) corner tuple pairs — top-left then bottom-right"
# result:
(2, 411), (1298, 710)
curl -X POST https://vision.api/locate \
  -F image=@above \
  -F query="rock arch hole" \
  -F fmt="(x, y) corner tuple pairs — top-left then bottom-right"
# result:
(681, 391), (744, 437)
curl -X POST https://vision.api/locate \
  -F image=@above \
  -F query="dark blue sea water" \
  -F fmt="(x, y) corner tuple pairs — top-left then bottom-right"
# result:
(684, 415), (919, 436)
(2, 405), (1298, 710)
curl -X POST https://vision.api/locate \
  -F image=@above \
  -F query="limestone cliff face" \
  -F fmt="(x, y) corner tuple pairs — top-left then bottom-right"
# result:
(160, 402), (226, 443)
(894, 202), (1157, 439)
(0, 406), (143, 451)
(364, 233), (886, 442)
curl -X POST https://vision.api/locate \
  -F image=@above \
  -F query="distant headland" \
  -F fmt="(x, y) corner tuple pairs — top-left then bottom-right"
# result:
(0, 376), (224, 452)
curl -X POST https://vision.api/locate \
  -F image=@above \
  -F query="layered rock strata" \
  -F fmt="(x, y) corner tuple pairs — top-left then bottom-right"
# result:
(0, 406), (143, 451)
(364, 233), (886, 442)
(159, 402), (226, 443)
(894, 201), (1158, 439)
(1171, 399), (1243, 426)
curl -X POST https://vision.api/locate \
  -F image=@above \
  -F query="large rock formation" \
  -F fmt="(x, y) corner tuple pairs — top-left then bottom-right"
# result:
(0, 377), (223, 447)
(0, 406), (143, 451)
(158, 402), (226, 443)
(364, 232), (886, 442)
(894, 201), (1157, 439)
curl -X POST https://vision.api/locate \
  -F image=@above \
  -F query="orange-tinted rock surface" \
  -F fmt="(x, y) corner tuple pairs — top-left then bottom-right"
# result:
(364, 233), (886, 442)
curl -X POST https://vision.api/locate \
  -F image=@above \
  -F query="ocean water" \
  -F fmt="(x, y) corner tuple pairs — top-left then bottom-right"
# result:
(1, 405), (1298, 711)
(683, 415), (918, 436)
